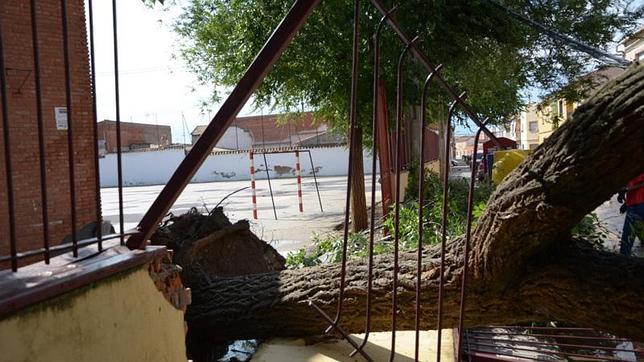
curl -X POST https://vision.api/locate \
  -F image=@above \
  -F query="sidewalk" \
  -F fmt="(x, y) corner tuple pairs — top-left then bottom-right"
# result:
(101, 176), (379, 256)
(594, 195), (643, 257)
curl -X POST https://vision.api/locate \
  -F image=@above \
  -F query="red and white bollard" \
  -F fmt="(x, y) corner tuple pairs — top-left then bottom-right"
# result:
(249, 151), (258, 219)
(295, 150), (303, 213)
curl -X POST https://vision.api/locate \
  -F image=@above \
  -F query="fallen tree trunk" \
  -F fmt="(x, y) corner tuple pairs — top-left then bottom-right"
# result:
(186, 63), (644, 346)
(187, 240), (644, 342)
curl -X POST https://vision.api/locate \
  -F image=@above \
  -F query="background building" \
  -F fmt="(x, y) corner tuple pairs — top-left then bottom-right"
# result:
(536, 99), (575, 144)
(191, 112), (343, 150)
(517, 105), (540, 150)
(620, 27), (644, 61)
(535, 66), (624, 144)
(0, 0), (97, 265)
(454, 136), (475, 159)
(97, 120), (172, 153)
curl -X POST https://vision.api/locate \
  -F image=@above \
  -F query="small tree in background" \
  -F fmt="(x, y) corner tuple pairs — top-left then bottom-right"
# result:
(146, 0), (642, 230)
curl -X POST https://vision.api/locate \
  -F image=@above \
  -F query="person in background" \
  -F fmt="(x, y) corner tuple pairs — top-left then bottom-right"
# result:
(618, 172), (644, 256)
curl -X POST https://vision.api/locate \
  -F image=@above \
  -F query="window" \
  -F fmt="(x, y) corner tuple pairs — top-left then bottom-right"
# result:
(638, 51), (644, 61)
(529, 121), (538, 133)
(558, 100), (564, 117)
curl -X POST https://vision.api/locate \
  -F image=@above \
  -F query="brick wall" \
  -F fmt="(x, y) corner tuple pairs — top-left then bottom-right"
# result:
(0, 0), (97, 267)
(192, 112), (330, 148)
(97, 120), (172, 153)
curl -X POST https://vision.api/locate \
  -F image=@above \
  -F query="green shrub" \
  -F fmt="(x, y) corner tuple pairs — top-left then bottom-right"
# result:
(571, 213), (609, 249)
(285, 170), (492, 268)
(285, 169), (611, 269)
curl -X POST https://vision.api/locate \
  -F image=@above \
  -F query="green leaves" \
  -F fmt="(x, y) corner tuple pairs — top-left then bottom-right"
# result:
(571, 213), (610, 250)
(285, 169), (618, 269)
(285, 171), (495, 268)
(167, 0), (640, 135)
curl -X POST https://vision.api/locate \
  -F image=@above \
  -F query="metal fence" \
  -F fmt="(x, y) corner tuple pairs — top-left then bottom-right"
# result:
(1, 0), (641, 361)
(0, 0), (129, 271)
(305, 1), (501, 360)
(117, 0), (504, 360)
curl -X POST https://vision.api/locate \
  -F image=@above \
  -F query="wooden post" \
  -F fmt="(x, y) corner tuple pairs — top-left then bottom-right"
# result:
(376, 80), (393, 215)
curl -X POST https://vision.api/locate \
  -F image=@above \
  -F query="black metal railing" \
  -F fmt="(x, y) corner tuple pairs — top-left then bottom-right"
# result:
(1, 1), (640, 361)
(463, 326), (644, 361)
(303, 1), (502, 360)
(0, 0), (126, 271)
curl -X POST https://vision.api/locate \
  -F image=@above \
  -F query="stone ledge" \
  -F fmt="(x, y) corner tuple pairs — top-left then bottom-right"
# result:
(0, 240), (167, 318)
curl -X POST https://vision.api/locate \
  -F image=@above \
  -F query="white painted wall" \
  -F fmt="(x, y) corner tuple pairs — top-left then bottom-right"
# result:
(214, 126), (254, 150)
(100, 146), (377, 187)
(519, 106), (540, 150)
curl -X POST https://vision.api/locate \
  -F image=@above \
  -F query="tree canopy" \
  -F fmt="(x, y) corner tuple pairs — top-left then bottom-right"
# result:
(152, 0), (642, 132)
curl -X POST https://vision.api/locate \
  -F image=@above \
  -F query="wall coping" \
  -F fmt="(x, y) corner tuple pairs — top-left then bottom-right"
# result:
(0, 240), (167, 318)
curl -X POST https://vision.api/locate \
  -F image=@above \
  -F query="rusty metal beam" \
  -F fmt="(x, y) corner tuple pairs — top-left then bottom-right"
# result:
(128, 0), (322, 248)
(376, 80), (393, 215)
(369, 0), (502, 147)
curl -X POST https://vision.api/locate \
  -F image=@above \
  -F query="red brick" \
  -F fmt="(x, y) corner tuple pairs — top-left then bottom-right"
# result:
(0, 0), (97, 268)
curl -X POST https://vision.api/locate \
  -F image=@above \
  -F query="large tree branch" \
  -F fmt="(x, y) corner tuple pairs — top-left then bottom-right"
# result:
(186, 240), (644, 343)
(183, 63), (644, 348)
(471, 62), (644, 286)
(518, 242), (644, 339)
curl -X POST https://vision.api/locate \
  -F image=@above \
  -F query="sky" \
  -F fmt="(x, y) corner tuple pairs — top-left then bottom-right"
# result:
(90, 0), (265, 144)
(90, 0), (643, 142)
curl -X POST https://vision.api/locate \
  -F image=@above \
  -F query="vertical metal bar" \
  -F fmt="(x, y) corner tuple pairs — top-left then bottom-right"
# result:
(437, 92), (466, 362)
(456, 119), (488, 362)
(376, 79), (393, 215)
(30, 0), (51, 263)
(390, 36), (419, 362)
(465, 332), (473, 362)
(350, 10), (395, 356)
(295, 150), (303, 212)
(250, 151), (258, 219)
(128, 0), (321, 248)
(262, 152), (278, 220)
(416, 65), (442, 361)
(321, 0), (360, 333)
(88, 0), (102, 251)
(0, 16), (18, 272)
(392, 43), (404, 362)
(306, 151), (323, 212)
(60, 0), (78, 256)
(111, 0), (124, 245)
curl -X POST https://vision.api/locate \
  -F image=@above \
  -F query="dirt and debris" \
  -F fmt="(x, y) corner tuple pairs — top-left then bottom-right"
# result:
(151, 207), (284, 361)
(151, 207), (285, 286)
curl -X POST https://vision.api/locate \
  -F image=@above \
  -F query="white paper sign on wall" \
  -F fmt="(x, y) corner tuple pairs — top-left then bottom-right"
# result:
(55, 107), (68, 130)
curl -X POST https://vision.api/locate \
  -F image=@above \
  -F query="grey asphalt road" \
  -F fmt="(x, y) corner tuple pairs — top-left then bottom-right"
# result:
(102, 172), (641, 258)
(594, 194), (643, 257)
(101, 175), (379, 255)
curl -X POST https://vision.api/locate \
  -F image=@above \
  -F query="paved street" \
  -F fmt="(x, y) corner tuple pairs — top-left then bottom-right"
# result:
(102, 170), (641, 257)
(594, 194), (643, 257)
(102, 176), (379, 255)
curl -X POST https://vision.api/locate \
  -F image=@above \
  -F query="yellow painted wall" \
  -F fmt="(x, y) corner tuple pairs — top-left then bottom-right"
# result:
(0, 266), (186, 362)
(536, 99), (578, 144)
(622, 28), (644, 61)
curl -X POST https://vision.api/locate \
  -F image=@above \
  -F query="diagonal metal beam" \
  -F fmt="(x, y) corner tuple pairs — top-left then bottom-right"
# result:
(369, 0), (502, 147)
(128, 0), (322, 248)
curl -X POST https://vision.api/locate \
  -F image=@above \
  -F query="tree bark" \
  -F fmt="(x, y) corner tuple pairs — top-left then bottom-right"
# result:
(186, 241), (644, 343)
(469, 61), (644, 287)
(350, 126), (369, 231)
(409, 104), (422, 162)
(186, 63), (644, 345)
